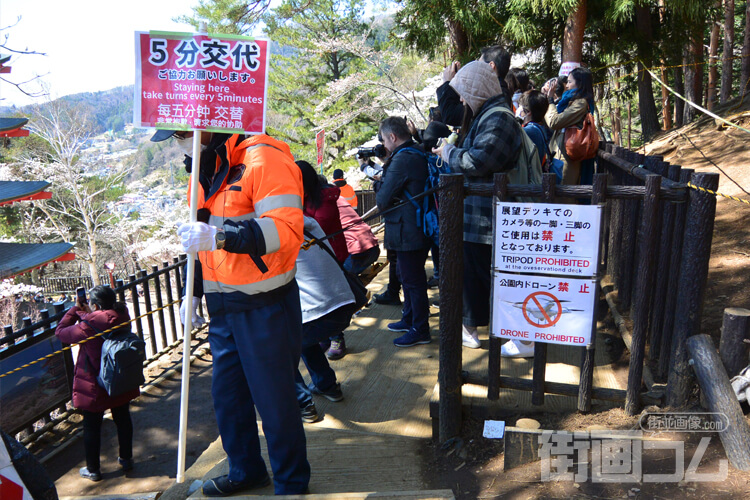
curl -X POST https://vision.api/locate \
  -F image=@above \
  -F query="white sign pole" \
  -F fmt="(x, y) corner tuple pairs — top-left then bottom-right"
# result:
(176, 21), (207, 484)
(176, 132), (202, 483)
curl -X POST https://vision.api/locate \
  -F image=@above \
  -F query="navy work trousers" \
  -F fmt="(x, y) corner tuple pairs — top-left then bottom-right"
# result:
(207, 282), (310, 495)
(396, 248), (430, 334)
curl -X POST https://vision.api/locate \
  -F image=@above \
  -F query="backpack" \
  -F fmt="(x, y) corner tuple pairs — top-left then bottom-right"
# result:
(397, 147), (449, 247)
(526, 121), (564, 184)
(85, 320), (146, 397)
(490, 106), (543, 202)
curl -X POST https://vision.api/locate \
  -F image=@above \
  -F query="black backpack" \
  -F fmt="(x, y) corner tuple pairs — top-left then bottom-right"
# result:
(84, 320), (146, 397)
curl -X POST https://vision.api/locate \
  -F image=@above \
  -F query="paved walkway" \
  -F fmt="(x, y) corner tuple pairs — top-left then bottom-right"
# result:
(53, 257), (625, 499)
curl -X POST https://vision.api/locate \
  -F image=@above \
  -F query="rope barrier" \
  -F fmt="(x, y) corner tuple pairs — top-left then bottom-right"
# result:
(645, 67), (750, 136)
(686, 183), (750, 206)
(594, 53), (750, 87)
(0, 299), (181, 379)
(677, 131), (750, 198)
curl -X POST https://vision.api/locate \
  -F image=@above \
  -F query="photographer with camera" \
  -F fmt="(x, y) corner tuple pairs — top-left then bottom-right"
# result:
(357, 143), (386, 193)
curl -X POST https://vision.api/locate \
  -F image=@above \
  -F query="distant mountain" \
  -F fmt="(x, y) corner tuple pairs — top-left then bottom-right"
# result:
(0, 86), (134, 136)
(58, 86), (134, 134)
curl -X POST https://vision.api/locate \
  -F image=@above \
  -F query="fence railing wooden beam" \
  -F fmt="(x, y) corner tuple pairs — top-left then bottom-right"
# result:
(463, 183), (686, 202)
(596, 150), (686, 191)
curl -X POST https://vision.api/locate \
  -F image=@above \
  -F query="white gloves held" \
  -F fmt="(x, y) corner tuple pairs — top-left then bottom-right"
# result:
(177, 222), (217, 253)
(180, 296), (206, 329)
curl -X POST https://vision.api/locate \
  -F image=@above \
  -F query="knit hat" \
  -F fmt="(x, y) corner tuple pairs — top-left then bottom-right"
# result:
(333, 168), (344, 180)
(449, 61), (503, 116)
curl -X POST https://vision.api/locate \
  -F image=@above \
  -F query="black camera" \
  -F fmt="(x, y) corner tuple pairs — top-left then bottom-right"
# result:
(356, 144), (386, 159)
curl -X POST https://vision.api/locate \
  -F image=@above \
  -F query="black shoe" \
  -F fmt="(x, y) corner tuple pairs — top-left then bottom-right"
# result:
(427, 276), (439, 288)
(309, 382), (344, 402)
(118, 457), (134, 471)
(79, 467), (102, 482)
(374, 291), (401, 305)
(301, 402), (321, 423)
(202, 473), (271, 497)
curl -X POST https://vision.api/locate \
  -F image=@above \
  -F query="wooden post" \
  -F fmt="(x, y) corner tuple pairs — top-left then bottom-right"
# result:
(688, 334), (750, 471)
(628, 152), (646, 317)
(578, 173), (608, 412)
(719, 308), (750, 377)
(22, 317), (32, 340)
(152, 265), (168, 350)
(139, 269), (158, 356)
(666, 172), (720, 407)
(606, 158), (623, 283)
(115, 279), (126, 304)
(625, 175), (661, 415)
(658, 168), (692, 380)
(129, 274), (144, 341)
(438, 173), (464, 442)
(488, 173), (508, 400)
(649, 162), (679, 361)
(164, 261), (179, 344)
(617, 148), (638, 311)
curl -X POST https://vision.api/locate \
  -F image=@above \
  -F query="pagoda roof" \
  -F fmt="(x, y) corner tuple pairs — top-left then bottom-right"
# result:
(0, 181), (52, 206)
(0, 242), (75, 280)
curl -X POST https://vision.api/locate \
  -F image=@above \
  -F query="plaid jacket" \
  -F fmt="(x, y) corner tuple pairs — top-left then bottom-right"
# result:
(448, 94), (522, 244)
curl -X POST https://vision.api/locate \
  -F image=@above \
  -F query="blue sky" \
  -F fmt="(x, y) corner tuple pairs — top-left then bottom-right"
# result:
(0, 0), (195, 106)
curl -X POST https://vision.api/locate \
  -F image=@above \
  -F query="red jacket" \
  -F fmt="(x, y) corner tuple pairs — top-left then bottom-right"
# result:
(56, 307), (139, 413)
(304, 186), (349, 263)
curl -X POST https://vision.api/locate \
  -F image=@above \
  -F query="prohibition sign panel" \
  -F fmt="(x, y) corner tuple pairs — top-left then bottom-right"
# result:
(491, 272), (597, 346)
(522, 291), (562, 328)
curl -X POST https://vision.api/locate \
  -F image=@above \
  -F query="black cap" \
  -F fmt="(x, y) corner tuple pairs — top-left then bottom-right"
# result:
(333, 168), (344, 180)
(422, 121), (452, 151)
(150, 129), (177, 142)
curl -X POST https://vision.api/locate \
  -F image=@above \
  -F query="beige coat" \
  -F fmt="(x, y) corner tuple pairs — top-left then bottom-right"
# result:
(544, 98), (589, 186)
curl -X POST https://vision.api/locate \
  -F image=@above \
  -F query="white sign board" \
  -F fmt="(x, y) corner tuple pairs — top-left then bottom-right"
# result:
(0, 437), (33, 500)
(491, 272), (597, 346)
(494, 201), (602, 277)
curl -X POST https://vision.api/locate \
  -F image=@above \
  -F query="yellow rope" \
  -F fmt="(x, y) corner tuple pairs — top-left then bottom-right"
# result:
(0, 299), (181, 379)
(686, 183), (750, 206)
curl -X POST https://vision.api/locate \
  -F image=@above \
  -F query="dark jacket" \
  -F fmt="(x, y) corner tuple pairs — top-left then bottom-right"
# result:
(304, 185), (349, 263)
(375, 140), (431, 251)
(55, 307), (139, 413)
(447, 93), (522, 245)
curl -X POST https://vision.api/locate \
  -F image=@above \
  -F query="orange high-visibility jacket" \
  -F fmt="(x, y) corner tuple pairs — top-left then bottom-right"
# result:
(189, 134), (304, 311)
(336, 182), (358, 209)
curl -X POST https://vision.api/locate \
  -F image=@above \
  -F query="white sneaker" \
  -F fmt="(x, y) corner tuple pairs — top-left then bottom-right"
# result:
(501, 339), (535, 358)
(462, 325), (481, 349)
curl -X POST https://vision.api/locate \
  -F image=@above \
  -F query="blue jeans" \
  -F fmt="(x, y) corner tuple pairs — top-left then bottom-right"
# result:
(295, 306), (351, 406)
(208, 282), (310, 495)
(343, 245), (381, 275)
(396, 248), (430, 334)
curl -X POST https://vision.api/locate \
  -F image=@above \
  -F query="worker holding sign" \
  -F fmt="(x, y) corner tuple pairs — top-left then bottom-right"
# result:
(153, 128), (310, 496)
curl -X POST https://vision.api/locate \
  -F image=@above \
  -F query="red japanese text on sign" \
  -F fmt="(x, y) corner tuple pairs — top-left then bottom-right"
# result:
(134, 31), (269, 135)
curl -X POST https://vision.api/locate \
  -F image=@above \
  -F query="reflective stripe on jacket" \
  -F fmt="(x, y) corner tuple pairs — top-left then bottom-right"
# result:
(189, 134), (304, 314)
